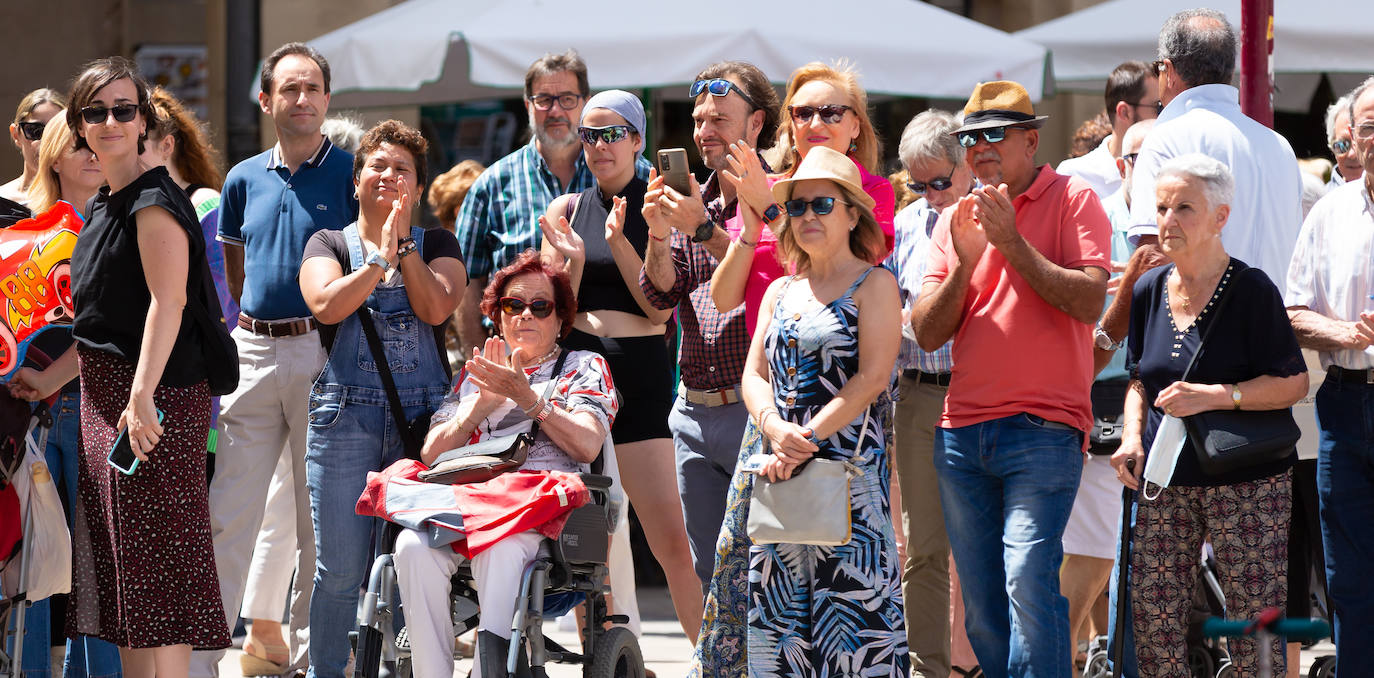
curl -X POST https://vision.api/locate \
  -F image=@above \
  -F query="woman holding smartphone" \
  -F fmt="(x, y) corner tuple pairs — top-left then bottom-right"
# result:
(539, 90), (703, 640)
(10, 58), (230, 677)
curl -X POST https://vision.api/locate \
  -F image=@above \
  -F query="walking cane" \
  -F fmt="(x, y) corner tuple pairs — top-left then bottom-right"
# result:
(1109, 459), (1134, 678)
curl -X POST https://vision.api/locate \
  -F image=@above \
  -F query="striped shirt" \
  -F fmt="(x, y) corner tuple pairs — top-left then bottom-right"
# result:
(885, 199), (954, 373)
(455, 139), (652, 279)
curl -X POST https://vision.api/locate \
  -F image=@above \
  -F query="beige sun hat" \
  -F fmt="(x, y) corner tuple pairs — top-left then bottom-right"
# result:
(770, 146), (876, 211)
(952, 80), (1049, 134)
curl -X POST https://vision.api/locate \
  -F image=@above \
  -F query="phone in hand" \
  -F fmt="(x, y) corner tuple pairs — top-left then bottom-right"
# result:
(656, 148), (692, 195)
(108, 408), (166, 475)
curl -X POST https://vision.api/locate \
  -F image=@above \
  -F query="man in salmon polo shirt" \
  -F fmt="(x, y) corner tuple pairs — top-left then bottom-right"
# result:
(912, 80), (1112, 678)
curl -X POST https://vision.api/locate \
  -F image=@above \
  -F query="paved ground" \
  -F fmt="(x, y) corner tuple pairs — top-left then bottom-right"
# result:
(219, 587), (1335, 677)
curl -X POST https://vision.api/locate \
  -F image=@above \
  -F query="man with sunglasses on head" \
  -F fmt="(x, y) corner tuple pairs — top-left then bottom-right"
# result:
(912, 80), (1111, 678)
(1099, 9), (1303, 353)
(454, 50), (651, 354)
(1057, 61), (1159, 199)
(639, 61), (780, 589)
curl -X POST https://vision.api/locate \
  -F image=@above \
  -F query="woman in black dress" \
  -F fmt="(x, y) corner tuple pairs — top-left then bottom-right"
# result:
(11, 57), (229, 678)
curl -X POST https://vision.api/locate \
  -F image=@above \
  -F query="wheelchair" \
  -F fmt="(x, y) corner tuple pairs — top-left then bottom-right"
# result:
(351, 472), (645, 678)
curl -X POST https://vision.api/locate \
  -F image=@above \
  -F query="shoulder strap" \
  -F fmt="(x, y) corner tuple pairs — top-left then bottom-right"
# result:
(1179, 260), (1246, 382)
(526, 349), (569, 441)
(843, 266), (876, 298)
(356, 305), (418, 452)
(342, 223), (366, 271)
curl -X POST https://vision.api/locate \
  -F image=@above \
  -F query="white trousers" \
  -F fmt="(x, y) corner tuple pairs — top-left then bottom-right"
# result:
(240, 446), (297, 620)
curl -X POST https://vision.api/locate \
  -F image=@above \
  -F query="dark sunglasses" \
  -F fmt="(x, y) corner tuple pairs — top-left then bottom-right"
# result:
(527, 92), (582, 111)
(1122, 153), (1139, 166)
(906, 176), (954, 194)
(1332, 138), (1353, 154)
(783, 196), (848, 217)
(788, 104), (853, 125)
(578, 125), (632, 145)
(499, 297), (555, 319)
(80, 104), (138, 125)
(689, 79), (760, 110)
(956, 125), (1027, 148)
(17, 121), (44, 142)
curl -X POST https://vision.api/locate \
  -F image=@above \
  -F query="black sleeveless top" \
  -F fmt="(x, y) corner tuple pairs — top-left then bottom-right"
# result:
(569, 177), (650, 317)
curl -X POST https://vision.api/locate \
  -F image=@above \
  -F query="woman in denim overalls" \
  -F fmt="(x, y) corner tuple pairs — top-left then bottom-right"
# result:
(298, 121), (465, 678)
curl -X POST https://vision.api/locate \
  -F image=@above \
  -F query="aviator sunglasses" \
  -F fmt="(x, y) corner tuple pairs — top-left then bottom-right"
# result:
(577, 125), (632, 145)
(784, 196), (849, 217)
(956, 125), (1030, 148)
(80, 104), (138, 125)
(1332, 138), (1352, 154)
(499, 297), (555, 319)
(689, 79), (760, 110)
(788, 104), (853, 125)
(906, 175), (954, 194)
(17, 121), (45, 142)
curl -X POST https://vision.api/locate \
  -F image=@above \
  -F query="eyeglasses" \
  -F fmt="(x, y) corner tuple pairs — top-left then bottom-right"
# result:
(527, 92), (582, 111)
(689, 79), (760, 110)
(906, 176), (954, 194)
(17, 121), (45, 142)
(1351, 123), (1374, 141)
(499, 297), (555, 319)
(1331, 139), (1352, 154)
(1131, 100), (1164, 116)
(788, 104), (853, 125)
(577, 125), (632, 145)
(80, 104), (138, 125)
(1122, 153), (1139, 166)
(783, 196), (848, 217)
(956, 126), (1027, 148)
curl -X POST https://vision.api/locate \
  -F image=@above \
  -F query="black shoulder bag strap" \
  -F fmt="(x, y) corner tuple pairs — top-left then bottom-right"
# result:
(1178, 261), (1246, 381)
(356, 306), (425, 456)
(521, 348), (569, 442)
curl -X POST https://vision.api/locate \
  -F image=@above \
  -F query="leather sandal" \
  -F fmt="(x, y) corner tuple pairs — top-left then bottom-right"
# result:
(240, 637), (289, 677)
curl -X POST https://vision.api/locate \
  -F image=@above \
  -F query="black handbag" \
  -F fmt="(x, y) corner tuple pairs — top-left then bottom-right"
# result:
(418, 349), (568, 485)
(1176, 263), (1300, 475)
(1088, 378), (1129, 456)
(188, 258), (239, 396)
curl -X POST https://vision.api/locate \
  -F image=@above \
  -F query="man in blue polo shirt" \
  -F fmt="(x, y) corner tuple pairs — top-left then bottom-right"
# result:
(191, 42), (357, 678)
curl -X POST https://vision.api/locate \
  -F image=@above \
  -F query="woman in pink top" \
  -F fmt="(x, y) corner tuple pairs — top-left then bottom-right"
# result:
(710, 62), (895, 334)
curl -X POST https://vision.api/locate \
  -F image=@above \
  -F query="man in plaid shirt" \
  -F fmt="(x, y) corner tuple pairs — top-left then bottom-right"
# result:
(639, 61), (780, 586)
(453, 50), (650, 351)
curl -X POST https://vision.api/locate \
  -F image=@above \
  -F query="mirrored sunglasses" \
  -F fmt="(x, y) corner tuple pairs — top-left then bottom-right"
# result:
(788, 104), (853, 125)
(80, 104), (138, 125)
(499, 297), (555, 319)
(577, 125), (632, 145)
(956, 125), (1027, 148)
(689, 79), (760, 110)
(17, 121), (44, 142)
(906, 176), (954, 194)
(1331, 138), (1352, 154)
(783, 196), (848, 217)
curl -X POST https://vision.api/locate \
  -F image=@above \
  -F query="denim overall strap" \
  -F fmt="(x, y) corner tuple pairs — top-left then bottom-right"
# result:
(341, 223), (425, 273)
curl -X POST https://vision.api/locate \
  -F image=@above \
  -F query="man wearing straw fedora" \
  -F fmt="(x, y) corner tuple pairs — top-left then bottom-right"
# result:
(912, 80), (1112, 678)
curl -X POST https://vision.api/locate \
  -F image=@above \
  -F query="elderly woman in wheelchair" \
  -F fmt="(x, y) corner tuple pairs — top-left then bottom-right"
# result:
(392, 249), (622, 678)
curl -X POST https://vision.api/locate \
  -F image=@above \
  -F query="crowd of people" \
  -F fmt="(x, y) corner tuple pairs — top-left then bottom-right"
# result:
(4, 6), (1374, 678)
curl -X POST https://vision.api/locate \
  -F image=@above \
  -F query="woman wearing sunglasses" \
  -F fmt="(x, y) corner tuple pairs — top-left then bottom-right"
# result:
(539, 90), (704, 640)
(296, 120), (465, 678)
(6, 57), (230, 677)
(709, 62), (895, 334)
(1, 88), (66, 208)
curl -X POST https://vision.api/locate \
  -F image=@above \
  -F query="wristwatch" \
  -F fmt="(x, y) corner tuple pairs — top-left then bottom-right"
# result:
(365, 250), (392, 272)
(1094, 325), (1125, 351)
(691, 219), (716, 243)
(1231, 384), (1243, 410)
(761, 203), (784, 224)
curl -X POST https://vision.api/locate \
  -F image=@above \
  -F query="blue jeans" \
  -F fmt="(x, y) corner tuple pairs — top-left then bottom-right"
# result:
(1314, 377), (1374, 672)
(935, 413), (1083, 678)
(15, 391), (122, 678)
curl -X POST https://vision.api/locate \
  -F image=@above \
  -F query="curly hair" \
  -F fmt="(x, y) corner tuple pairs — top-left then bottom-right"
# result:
(147, 87), (223, 190)
(480, 249), (577, 340)
(774, 61), (881, 174)
(353, 120), (429, 188)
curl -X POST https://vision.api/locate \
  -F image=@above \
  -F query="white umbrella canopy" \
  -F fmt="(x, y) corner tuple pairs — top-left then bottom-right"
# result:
(311, 0), (1050, 109)
(1015, 0), (1373, 109)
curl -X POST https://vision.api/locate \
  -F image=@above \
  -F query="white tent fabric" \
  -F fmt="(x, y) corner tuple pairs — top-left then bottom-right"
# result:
(309, 0), (1050, 109)
(1016, 0), (1374, 109)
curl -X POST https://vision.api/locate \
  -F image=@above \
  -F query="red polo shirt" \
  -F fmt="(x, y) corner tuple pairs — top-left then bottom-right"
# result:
(923, 165), (1111, 441)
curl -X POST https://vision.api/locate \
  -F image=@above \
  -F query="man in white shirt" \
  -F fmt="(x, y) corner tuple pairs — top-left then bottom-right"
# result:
(1285, 76), (1374, 677)
(1057, 61), (1158, 198)
(1326, 94), (1363, 191)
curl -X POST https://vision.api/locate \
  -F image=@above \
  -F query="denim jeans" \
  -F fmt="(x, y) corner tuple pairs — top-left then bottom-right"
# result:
(16, 391), (122, 678)
(1314, 376), (1374, 672)
(935, 413), (1083, 678)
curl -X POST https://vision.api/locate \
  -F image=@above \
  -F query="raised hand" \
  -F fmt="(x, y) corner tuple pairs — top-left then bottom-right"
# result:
(539, 212), (584, 262)
(465, 336), (537, 410)
(604, 195), (628, 244)
(720, 142), (773, 213)
(379, 174), (409, 261)
(972, 183), (1018, 248)
(949, 195), (988, 267)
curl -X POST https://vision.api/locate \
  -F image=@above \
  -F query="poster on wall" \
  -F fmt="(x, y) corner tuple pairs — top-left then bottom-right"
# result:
(135, 44), (209, 120)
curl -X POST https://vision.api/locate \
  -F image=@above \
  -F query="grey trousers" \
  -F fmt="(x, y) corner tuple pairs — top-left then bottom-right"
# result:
(669, 395), (750, 588)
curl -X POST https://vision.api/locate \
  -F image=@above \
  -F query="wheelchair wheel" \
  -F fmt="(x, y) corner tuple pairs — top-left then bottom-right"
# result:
(587, 626), (644, 678)
(354, 626), (383, 678)
(1083, 651), (1112, 678)
(1309, 655), (1336, 678)
(1214, 660), (1235, 678)
(1187, 644), (1216, 678)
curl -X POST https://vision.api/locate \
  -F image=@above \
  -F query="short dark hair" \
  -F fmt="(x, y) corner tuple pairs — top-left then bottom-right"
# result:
(1158, 8), (1236, 87)
(260, 42), (332, 95)
(693, 61), (781, 150)
(66, 56), (153, 154)
(482, 249), (577, 340)
(1105, 61), (1151, 125)
(524, 50), (589, 99)
(353, 120), (429, 189)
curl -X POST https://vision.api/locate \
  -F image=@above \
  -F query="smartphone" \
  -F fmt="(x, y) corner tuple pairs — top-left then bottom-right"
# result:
(108, 409), (166, 475)
(656, 148), (691, 195)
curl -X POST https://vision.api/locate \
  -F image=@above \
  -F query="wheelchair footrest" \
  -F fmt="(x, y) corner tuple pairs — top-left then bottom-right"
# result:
(545, 651), (584, 663)
(605, 615), (629, 625)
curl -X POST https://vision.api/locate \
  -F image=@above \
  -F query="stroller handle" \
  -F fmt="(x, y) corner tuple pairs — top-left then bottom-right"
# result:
(1202, 616), (1330, 641)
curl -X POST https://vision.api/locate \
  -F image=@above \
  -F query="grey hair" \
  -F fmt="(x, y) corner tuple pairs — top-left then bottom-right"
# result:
(1158, 8), (1236, 87)
(1350, 76), (1374, 125)
(897, 109), (963, 172)
(1157, 153), (1234, 208)
(321, 114), (365, 153)
(1325, 95), (1352, 144)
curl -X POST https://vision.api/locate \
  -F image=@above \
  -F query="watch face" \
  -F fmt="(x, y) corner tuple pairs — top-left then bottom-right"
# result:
(763, 204), (782, 222)
(693, 222), (715, 242)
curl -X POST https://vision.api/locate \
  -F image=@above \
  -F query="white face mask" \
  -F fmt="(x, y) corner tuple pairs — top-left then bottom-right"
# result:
(1142, 414), (1188, 500)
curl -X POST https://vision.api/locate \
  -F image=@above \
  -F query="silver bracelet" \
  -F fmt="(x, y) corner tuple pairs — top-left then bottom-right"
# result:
(521, 396), (544, 417)
(534, 398), (555, 423)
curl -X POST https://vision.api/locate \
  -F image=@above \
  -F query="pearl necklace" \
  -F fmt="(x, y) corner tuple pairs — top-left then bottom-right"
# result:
(524, 346), (559, 368)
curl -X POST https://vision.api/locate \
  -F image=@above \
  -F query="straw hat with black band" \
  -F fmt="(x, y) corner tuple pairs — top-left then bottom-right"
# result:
(952, 80), (1049, 134)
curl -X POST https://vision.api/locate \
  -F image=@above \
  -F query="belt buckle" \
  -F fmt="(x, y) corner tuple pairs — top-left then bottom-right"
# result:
(250, 317), (267, 335)
(1366, 369), (1374, 385)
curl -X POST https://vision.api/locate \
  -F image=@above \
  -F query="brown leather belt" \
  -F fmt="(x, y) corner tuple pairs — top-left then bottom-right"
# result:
(679, 384), (742, 407)
(237, 313), (317, 338)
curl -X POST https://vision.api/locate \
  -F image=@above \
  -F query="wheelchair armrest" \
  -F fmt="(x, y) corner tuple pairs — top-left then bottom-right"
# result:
(577, 473), (613, 491)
